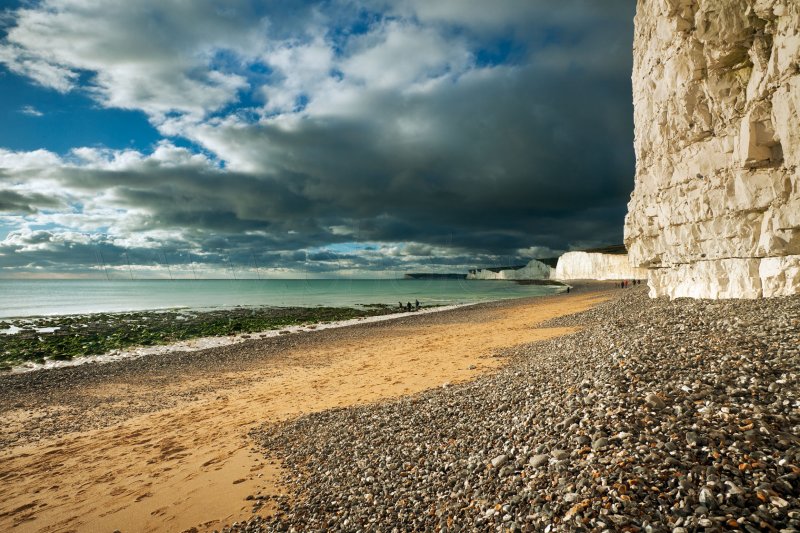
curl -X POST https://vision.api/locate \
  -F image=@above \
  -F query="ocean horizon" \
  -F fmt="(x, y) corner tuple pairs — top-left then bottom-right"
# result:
(0, 278), (562, 319)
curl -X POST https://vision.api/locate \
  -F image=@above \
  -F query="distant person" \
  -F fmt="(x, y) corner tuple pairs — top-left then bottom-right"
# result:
(415, 299), (420, 310)
(399, 301), (404, 310)
(406, 302), (412, 312)
(566, 287), (570, 294)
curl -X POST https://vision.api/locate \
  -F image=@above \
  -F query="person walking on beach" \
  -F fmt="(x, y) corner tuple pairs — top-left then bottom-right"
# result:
(406, 302), (412, 312)
(415, 299), (420, 310)
(399, 301), (404, 310)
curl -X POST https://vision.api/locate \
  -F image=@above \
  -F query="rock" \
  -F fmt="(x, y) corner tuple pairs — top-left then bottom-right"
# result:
(591, 438), (608, 451)
(694, 505), (709, 516)
(645, 393), (666, 410)
(725, 481), (744, 496)
(491, 454), (508, 468)
(564, 492), (579, 503)
(699, 488), (717, 508)
(551, 449), (570, 461)
(771, 496), (789, 508)
(624, 0), (800, 299)
(529, 454), (549, 468)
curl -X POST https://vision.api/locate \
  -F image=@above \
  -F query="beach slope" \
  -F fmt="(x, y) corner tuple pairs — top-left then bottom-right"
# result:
(0, 285), (611, 533)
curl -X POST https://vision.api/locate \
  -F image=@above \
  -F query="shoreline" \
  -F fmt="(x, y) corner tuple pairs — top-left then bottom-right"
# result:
(1, 283), (568, 373)
(0, 283), (612, 533)
(6, 303), (471, 375)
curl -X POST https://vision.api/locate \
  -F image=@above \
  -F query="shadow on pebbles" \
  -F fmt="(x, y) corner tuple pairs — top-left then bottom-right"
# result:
(226, 287), (799, 532)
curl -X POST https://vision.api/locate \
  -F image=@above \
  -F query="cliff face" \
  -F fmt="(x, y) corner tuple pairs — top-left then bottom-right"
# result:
(624, 0), (800, 298)
(467, 259), (551, 280)
(551, 252), (648, 281)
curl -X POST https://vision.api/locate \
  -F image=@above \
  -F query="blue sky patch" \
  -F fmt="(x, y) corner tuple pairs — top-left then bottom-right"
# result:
(0, 68), (161, 154)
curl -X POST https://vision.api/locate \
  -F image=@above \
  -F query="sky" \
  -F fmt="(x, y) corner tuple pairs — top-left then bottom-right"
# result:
(0, 0), (636, 279)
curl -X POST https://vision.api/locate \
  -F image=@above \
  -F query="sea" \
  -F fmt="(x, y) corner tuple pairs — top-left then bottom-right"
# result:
(0, 279), (562, 319)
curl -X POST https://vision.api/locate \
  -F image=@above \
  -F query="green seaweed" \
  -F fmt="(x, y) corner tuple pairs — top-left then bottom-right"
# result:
(0, 306), (398, 369)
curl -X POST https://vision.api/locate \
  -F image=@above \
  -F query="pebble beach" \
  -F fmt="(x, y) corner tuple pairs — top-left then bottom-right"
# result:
(234, 287), (800, 532)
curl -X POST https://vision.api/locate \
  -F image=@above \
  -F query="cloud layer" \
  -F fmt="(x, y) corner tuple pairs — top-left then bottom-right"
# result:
(0, 0), (635, 277)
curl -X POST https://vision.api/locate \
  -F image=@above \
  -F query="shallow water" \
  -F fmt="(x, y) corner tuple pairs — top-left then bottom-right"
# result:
(0, 279), (561, 318)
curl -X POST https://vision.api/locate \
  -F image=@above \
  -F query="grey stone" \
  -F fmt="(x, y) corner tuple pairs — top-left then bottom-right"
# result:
(490, 454), (508, 468)
(529, 454), (549, 468)
(645, 393), (666, 410)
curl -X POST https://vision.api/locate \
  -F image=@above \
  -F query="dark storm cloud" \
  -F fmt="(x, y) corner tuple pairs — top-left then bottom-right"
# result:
(0, 0), (636, 276)
(0, 189), (63, 213)
(171, 53), (635, 254)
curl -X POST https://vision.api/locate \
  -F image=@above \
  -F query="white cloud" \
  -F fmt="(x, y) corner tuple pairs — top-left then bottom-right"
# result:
(0, 0), (271, 120)
(0, 142), (225, 248)
(261, 36), (335, 114)
(19, 105), (43, 117)
(0, 44), (78, 92)
(0, 148), (61, 170)
(340, 21), (471, 90)
(68, 141), (215, 171)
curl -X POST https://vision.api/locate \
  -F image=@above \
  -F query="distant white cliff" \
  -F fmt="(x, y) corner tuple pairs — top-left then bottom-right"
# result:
(467, 259), (551, 280)
(551, 252), (647, 281)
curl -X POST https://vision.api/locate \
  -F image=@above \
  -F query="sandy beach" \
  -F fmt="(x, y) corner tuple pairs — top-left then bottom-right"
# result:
(0, 283), (613, 533)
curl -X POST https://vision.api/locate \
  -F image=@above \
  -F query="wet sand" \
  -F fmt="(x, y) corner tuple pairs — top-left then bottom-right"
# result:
(0, 283), (615, 532)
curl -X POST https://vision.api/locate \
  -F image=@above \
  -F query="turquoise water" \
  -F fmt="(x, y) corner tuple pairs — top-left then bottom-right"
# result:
(0, 279), (561, 318)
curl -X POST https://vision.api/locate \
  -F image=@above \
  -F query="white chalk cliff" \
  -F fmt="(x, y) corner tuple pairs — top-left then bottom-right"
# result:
(551, 252), (648, 281)
(624, 0), (800, 299)
(467, 259), (551, 280)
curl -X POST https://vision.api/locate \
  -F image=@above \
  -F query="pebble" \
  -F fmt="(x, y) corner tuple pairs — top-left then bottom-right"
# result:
(490, 454), (508, 468)
(551, 449), (570, 461)
(645, 392), (666, 410)
(591, 437), (608, 451)
(529, 454), (549, 468)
